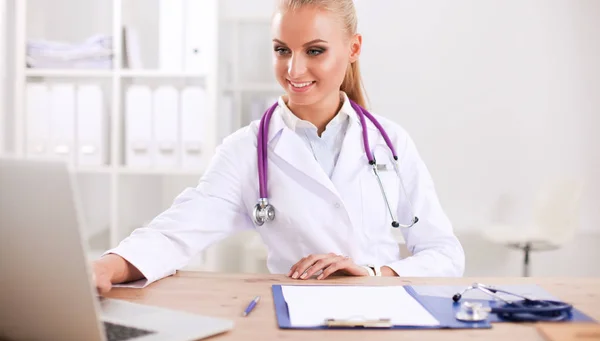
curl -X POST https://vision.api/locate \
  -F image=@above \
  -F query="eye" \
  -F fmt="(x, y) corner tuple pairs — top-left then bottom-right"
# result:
(307, 48), (325, 56)
(274, 46), (290, 55)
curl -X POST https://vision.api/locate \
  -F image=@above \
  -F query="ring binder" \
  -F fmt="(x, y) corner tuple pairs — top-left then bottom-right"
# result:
(325, 317), (393, 328)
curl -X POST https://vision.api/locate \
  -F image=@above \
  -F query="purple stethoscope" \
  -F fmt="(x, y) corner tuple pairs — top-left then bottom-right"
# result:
(252, 99), (419, 228)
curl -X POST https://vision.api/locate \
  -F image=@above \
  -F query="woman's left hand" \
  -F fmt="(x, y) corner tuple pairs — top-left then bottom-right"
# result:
(287, 253), (369, 280)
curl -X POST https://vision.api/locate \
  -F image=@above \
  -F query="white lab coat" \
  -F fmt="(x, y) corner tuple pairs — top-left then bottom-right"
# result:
(107, 98), (465, 286)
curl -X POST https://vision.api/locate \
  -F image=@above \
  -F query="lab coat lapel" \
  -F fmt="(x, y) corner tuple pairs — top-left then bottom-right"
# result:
(269, 111), (341, 199)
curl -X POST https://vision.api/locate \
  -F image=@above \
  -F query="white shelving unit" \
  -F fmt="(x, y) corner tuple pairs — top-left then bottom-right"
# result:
(4, 1), (280, 272)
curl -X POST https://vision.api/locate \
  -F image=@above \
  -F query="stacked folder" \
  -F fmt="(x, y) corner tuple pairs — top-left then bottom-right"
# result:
(124, 85), (214, 170)
(25, 83), (107, 166)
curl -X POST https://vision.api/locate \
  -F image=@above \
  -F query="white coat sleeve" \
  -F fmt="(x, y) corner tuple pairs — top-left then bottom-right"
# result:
(385, 133), (465, 277)
(103, 136), (255, 286)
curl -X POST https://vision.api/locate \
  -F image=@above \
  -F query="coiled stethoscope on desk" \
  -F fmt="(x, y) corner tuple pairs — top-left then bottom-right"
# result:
(252, 99), (419, 228)
(453, 283), (573, 322)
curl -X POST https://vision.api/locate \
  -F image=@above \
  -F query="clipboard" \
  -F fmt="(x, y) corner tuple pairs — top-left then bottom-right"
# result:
(272, 284), (597, 330)
(271, 285), (492, 330)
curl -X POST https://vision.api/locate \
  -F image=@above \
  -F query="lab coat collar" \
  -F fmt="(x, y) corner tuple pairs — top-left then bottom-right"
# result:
(265, 91), (378, 200)
(270, 91), (362, 143)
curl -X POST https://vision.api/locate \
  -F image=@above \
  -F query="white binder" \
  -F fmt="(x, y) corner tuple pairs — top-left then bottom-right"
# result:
(183, 0), (217, 73)
(76, 85), (106, 167)
(25, 83), (51, 158)
(49, 83), (76, 164)
(152, 86), (180, 169)
(125, 85), (153, 168)
(180, 87), (206, 170)
(159, 0), (184, 71)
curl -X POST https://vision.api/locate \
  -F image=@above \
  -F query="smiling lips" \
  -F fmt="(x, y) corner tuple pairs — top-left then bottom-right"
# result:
(288, 80), (316, 92)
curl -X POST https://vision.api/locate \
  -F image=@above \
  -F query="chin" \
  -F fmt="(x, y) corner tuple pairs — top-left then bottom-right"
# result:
(285, 93), (320, 106)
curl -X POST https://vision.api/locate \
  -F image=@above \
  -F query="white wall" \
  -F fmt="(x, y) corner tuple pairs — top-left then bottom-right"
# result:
(0, 0), (6, 154)
(355, 0), (600, 234)
(4, 0), (598, 277)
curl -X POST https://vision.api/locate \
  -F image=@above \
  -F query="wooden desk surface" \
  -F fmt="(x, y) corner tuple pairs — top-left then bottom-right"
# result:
(105, 272), (600, 341)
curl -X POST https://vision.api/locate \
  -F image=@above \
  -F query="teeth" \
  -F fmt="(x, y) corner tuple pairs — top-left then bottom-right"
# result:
(289, 81), (313, 88)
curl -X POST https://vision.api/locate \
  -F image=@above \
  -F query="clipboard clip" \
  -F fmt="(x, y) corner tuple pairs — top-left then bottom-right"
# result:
(324, 317), (393, 328)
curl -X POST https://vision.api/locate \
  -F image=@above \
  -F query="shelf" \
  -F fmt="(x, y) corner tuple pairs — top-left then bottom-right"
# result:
(120, 70), (207, 78)
(67, 166), (205, 176)
(224, 83), (282, 92)
(25, 69), (113, 78)
(24, 69), (208, 79)
(116, 167), (205, 176)
(222, 16), (271, 24)
(74, 166), (112, 174)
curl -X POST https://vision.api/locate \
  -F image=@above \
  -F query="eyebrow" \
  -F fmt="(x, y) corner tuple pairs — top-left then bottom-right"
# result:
(272, 38), (328, 47)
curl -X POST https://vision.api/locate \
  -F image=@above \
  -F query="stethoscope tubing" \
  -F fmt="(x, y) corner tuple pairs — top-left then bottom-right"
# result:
(254, 99), (419, 227)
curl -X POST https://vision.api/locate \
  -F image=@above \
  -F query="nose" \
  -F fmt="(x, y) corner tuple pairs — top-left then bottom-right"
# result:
(287, 54), (307, 79)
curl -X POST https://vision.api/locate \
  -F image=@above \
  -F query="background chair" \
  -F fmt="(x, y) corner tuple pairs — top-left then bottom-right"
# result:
(482, 178), (584, 277)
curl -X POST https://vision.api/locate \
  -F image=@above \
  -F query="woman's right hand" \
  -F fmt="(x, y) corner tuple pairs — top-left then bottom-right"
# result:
(91, 254), (144, 295)
(92, 260), (114, 295)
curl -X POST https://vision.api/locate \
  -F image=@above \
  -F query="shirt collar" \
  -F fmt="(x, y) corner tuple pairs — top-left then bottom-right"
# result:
(276, 91), (360, 132)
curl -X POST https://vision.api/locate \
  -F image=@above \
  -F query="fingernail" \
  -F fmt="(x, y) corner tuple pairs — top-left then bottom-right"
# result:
(300, 272), (307, 279)
(292, 271), (299, 279)
(317, 274), (324, 280)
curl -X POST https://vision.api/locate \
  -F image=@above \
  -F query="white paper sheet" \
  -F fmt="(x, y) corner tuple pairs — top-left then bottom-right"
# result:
(113, 279), (149, 289)
(281, 285), (440, 328)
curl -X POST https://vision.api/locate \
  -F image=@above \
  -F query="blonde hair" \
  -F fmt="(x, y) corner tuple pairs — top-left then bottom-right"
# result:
(276, 0), (368, 108)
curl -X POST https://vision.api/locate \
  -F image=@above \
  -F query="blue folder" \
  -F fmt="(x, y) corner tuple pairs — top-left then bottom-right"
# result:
(272, 284), (595, 330)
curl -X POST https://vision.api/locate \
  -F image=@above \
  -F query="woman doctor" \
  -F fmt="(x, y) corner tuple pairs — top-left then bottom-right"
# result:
(93, 0), (465, 294)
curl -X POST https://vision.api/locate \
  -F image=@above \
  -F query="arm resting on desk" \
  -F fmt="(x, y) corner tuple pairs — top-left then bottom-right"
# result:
(389, 130), (465, 277)
(95, 253), (144, 285)
(99, 132), (256, 286)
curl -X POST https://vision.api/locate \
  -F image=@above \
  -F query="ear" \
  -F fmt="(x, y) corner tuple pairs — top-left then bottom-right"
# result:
(349, 33), (362, 63)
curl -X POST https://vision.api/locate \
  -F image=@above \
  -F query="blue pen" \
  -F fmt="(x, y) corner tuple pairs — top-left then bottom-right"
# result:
(242, 296), (261, 317)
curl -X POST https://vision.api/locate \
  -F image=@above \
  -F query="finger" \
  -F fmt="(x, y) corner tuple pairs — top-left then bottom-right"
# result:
(318, 258), (351, 280)
(96, 281), (109, 295)
(301, 255), (343, 279)
(293, 254), (328, 279)
(288, 253), (339, 277)
(288, 256), (308, 277)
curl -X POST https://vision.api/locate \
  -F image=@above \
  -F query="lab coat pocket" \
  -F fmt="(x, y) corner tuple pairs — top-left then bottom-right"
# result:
(253, 201), (308, 262)
(359, 162), (399, 241)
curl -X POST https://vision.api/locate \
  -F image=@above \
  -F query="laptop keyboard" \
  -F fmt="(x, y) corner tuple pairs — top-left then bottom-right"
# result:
(103, 321), (155, 341)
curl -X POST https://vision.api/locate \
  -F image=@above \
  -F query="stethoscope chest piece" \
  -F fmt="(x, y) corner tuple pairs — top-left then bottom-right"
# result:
(455, 302), (490, 322)
(253, 198), (275, 226)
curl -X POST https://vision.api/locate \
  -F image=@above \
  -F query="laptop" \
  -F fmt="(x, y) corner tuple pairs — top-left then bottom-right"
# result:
(0, 157), (234, 341)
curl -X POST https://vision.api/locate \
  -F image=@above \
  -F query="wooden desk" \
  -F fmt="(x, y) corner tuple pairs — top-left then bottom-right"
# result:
(105, 272), (600, 341)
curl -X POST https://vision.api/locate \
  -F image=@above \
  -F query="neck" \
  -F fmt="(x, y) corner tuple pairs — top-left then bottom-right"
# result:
(287, 92), (342, 136)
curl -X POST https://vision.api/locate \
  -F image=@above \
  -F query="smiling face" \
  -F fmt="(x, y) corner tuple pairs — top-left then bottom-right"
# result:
(271, 5), (360, 107)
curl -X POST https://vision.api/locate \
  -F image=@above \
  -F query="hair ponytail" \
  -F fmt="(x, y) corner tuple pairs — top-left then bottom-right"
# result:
(341, 60), (367, 109)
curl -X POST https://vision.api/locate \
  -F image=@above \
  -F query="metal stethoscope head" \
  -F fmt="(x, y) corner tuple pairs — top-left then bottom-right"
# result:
(252, 99), (420, 228)
(453, 283), (573, 322)
(253, 198), (275, 226)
